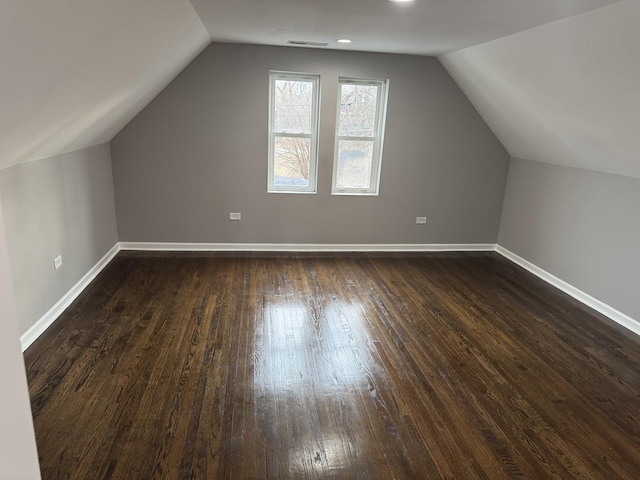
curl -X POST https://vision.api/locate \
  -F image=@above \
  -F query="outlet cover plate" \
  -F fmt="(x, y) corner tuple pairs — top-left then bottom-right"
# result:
(229, 212), (241, 221)
(416, 217), (427, 225)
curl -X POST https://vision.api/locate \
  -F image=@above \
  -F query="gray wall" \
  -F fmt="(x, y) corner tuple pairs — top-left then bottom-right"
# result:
(499, 157), (640, 320)
(0, 199), (41, 479)
(112, 43), (510, 244)
(0, 144), (119, 335)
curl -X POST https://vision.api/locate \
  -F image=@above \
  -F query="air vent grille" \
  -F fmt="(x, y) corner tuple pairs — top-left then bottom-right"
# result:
(287, 40), (329, 47)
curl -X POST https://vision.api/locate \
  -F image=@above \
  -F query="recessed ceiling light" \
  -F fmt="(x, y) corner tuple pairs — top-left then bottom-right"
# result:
(337, 39), (353, 43)
(389, 0), (414, 2)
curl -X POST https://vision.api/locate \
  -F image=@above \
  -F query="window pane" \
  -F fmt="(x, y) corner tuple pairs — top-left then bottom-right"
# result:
(273, 136), (311, 187)
(335, 140), (374, 189)
(339, 84), (378, 137)
(274, 79), (313, 134)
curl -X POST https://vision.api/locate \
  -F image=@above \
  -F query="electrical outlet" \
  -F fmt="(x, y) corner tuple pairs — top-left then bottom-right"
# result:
(54, 255), (63, 270)
(229, 212), (241, 221)
(416, 217), (427, 225)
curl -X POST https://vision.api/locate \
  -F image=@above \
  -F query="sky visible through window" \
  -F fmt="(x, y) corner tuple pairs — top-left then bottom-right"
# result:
(273, 79), (313, 186)
(336, 84), (379, 190)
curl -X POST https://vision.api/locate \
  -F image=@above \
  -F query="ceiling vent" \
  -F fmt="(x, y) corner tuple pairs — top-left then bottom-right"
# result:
(287, 40), (329, 47)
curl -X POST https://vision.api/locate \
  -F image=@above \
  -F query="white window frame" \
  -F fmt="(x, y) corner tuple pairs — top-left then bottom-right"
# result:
(268, 71), (321, 194)
(331, 77), (389, 196)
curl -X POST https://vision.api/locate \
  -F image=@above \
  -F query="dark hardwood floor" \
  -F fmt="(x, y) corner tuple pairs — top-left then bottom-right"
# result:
(24, 252), (640, 479)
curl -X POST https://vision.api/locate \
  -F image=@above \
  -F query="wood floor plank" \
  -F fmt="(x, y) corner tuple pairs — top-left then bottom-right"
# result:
(24, 252), (640, 479)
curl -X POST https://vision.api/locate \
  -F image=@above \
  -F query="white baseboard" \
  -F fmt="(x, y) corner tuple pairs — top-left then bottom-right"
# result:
(20, 243), (121, 351)
(18, 242), (491, 351)
(496, 245), (640, 337)
(22, 242), (637, 352)
(118, 242), (497, 252)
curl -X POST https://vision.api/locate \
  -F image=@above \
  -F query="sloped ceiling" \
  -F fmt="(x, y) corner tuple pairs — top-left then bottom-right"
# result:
(3, 0), (635, 179)
(0, 0), (210, 170)
(440, 0), (640, 179)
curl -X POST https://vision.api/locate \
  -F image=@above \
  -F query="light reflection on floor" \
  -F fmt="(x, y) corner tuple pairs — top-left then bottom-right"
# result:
(253, 296), (381, 474)
(256, 298), (377, 394)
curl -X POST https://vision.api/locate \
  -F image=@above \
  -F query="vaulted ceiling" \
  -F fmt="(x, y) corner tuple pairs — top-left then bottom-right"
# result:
(1, 0), (637, 179)
(441, 0), (640, 178)
(0, 0), (209, 170)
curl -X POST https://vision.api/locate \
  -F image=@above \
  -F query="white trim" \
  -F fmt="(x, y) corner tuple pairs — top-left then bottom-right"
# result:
(119, 242), (496, 252)
(20, 243), (120, 351)
(19, 241), (639, 351)
(331, 77), (389, 196)
(495, 245), (640, 337)
(267, 71), (320, 194)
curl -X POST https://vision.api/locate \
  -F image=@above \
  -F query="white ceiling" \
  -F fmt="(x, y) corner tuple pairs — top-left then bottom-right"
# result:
(189, 0), (621, 56)
(440, 0), (640, 179)
(0, 0), (210, 170)
(1, 0), (636, 179)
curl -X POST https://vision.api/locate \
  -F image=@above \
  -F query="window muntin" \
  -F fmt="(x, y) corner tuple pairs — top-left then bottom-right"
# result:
(268, 72), (320, 193)
(332, 78), (388, 195)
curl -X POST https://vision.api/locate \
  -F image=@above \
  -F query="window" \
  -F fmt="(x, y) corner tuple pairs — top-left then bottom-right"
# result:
(268, 72), (320, 193)
(332, 77), (388, 195)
